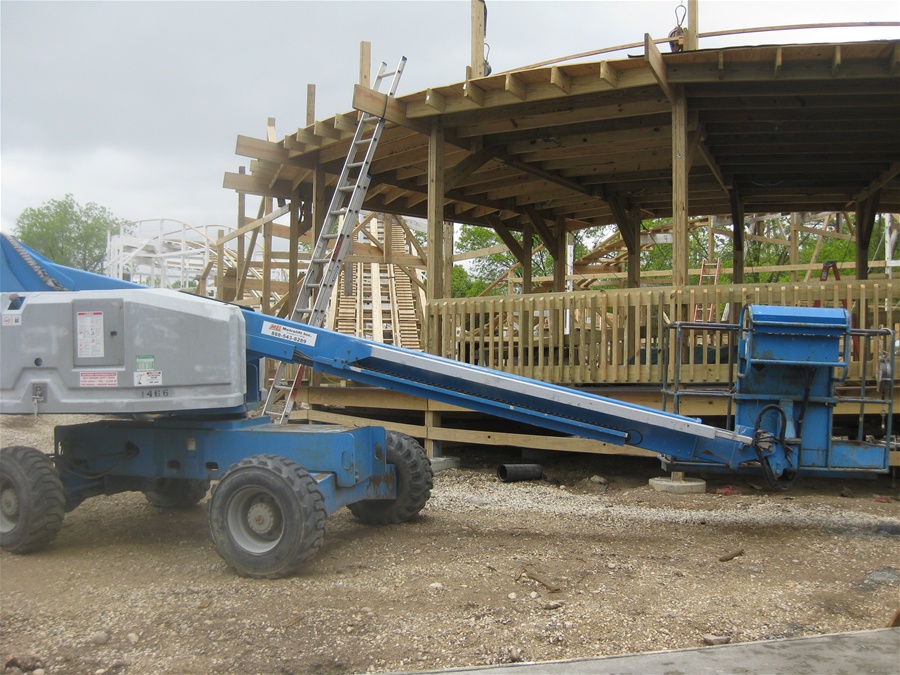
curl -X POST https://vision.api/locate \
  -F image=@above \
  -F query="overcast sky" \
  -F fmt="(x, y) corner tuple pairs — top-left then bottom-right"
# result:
(2, 0), (897, 236)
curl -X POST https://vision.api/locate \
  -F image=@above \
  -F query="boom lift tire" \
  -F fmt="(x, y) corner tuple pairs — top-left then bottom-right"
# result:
(0, 446), (65, 554)
(143, 479), (211, 508)
(208, 454), (326, 579)
(348, 431), (433, 525)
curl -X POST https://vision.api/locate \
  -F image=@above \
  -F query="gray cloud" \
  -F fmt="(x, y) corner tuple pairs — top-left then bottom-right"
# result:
(2, 0), (897, 232)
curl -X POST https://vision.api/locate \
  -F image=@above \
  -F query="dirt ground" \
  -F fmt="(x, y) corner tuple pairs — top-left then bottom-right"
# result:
(1, 414), (899, 675)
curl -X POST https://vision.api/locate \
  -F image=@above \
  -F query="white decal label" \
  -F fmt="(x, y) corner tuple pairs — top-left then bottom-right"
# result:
(262, 320), (317, 347)
(76, 311), (105, 358)
(134, 371), (163, 386)
(1, 314), (22, 326)
(80, 371), (118, 387)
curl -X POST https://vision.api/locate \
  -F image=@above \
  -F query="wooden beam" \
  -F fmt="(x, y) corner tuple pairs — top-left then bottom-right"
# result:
(352, 84), (431, 135)
(550, 66), (571, 94)
(849, 161), (900, 208)
(425, 88), (446, 113)
(464, 76), (486, 106)
(217, 203), (292, 245)
(524, 205), (557, 252)
(484, 213), (525, 262)
(445, 146), (501, 191)
(697, 140), (729, 193)
(600, 61), (619, 88)
(223, 172), (293, 200)
(644, 33), (675, 103)
(505, 73), (527, 100)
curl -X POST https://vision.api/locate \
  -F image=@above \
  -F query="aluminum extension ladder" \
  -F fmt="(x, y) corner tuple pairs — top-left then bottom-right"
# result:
(262, 56), (407, 424)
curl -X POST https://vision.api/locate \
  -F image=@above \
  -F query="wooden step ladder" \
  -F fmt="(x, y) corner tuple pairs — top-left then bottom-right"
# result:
(693, 258), (721, 322)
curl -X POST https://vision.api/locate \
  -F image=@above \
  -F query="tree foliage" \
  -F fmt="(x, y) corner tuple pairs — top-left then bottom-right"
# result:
(14, 194), (128, 273)
(454, 223), (600, 296)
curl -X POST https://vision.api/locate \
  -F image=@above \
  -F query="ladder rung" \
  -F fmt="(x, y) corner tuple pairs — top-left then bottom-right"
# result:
(338, 185), (355, 192)
(270, 383), (294, 392)
(347, 161), (366, 169)
(321, 232), (339, 240)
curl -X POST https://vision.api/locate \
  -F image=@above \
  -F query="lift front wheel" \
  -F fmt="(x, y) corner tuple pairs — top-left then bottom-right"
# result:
(0, 446), (65, 554)
(208, 455), (325, 579)
(348, 431), (433, 525)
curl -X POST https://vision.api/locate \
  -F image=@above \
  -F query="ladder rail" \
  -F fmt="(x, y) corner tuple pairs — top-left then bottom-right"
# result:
(693, 258), (721, 322)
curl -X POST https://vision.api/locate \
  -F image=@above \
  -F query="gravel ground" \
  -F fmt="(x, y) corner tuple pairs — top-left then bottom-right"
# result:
(2, 414), (899, 675)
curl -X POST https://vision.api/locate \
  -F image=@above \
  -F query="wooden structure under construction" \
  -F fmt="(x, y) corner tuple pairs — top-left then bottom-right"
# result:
(217, 18), (900, 461)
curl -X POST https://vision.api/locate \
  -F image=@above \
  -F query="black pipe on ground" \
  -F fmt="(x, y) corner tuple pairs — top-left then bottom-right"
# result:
(497, 463), (544, 483)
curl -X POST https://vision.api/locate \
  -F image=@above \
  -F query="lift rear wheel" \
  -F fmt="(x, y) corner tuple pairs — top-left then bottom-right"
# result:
(144, 479), (210, 508)
(0, 446), (65, 554)
(208, 454), (325, 579)
(348, 431), (433, 525)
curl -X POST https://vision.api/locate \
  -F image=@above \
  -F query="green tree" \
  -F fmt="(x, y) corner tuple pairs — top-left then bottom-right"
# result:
(14, 194), (128, 273)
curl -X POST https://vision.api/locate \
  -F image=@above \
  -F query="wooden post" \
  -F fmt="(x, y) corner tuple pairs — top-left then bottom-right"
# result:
(470, 0), (487, 78)
(553, 217), (567, 293)
(426, 116), (446, 458)
(312, 164), (326, 248)
(359, 41), (371, 88)
(288, 186), (301, 315)
(855, 190), (883, 281)
(443, 222), (454, 300)
(730, 188), (745, 285)
(522, 221), (533, 293)
(672, 85), (689, 288)
(790, 213), (799, 283)
(306, 84), (316, 127)
(685, 0), (699, 51)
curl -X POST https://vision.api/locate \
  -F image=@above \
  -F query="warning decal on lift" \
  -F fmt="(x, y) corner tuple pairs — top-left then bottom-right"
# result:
(261, 320), (317, 347)
(134, 371), (163, 386)
(80, 371), (118, 387)
(76, 311), (105, 358)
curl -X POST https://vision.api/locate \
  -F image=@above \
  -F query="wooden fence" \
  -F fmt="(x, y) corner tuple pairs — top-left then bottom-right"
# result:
(427, 280), (899, 386)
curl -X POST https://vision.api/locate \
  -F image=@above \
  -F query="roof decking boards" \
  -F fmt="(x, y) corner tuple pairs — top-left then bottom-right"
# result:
(226, 36), (900, 240)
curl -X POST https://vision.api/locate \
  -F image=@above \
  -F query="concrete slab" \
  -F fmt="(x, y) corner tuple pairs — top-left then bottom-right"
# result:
(649, 476), (707, 493)
(430, 456), (461, 472)
(399, 628), (900, 675)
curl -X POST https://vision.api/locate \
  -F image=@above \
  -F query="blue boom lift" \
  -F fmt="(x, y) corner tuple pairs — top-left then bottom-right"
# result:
(0, 234), (894, 577)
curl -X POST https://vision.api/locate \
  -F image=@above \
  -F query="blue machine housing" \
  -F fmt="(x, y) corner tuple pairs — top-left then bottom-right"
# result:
(736, 305), (890, 475)
(54, 417), (393, 514)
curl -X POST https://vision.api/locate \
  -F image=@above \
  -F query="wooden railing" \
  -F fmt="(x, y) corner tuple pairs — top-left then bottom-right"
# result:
(427, 280), (899, 386)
